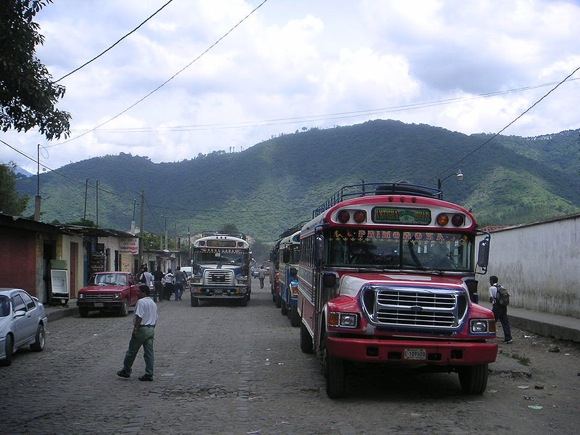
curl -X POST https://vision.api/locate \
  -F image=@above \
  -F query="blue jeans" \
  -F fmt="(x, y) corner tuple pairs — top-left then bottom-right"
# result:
(174, 283), (184, 300)
(123, 326), (155, 376)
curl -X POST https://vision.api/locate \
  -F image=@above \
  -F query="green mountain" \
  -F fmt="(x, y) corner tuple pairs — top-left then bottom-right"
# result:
(15, 120), (580, 243)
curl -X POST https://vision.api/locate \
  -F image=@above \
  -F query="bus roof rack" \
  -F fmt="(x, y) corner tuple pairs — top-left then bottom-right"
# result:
(312, 182), (442, 218)
(200, 231), (247, 240)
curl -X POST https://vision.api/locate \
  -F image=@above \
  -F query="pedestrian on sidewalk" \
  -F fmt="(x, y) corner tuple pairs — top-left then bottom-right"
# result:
(489, 275), (513, 343)
(117, 284), (158, 381)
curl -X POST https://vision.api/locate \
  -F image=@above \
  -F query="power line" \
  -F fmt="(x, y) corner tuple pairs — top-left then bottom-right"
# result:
(52, 0), (270, 148)
(54, 77), (579, 137)
(436, 65), (580, 180)
(54, 0), (175, 83)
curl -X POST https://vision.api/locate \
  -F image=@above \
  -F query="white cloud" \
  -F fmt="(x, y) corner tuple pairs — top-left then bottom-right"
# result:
(2, 0), (580, 173)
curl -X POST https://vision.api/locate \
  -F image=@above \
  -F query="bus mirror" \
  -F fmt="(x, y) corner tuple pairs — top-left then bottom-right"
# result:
(282, 251), (290, 263)
(477, 236), (490, 269)
(322, 272), (336, 288)
(314, 235), (324, 267)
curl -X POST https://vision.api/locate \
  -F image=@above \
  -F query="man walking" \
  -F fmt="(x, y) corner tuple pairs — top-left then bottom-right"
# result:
(117, 284), (158, 381)
(258, 265), (266, 289)
(173, 267), (187, 301)
(489, 275), (513, 344)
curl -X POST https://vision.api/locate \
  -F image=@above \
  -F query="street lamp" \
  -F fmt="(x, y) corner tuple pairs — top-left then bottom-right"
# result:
(437, 169), (463, 190)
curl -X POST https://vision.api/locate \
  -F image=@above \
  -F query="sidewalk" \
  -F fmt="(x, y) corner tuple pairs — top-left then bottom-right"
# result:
(44, 299), (78, 322)
(479, 301), (580, 343)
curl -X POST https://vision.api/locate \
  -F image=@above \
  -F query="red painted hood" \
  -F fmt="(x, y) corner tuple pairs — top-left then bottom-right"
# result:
(78, 284), (129, 294)
(337, 272), (467, 296)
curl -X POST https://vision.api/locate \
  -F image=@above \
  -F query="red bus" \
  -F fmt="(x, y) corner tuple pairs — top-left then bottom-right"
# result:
(297, 182), (497, 398)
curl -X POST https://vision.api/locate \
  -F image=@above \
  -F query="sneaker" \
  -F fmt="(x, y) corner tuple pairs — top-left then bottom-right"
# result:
(504, 339), (513, 344)
(117, 370), (130, 378)
(138, 374), (153, 381)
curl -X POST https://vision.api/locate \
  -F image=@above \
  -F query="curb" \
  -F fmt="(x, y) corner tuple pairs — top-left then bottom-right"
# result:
(47, 306), (78, 322)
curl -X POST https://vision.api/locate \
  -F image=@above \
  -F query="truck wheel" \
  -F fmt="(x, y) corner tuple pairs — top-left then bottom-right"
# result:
(239, 296), (248, 307)
(281, 300), (288, 315)
(30, 324), (46, 352)
(79, 308), (89, 318)
(119, 300), (129, 316)
(290, 308), (300, 327)
(326, 355), (346, 399)
(458, 364), (489, 394)
(191, 296), (199, 307)
(300, 323), (313, 354)
(0, 334), (13, 366)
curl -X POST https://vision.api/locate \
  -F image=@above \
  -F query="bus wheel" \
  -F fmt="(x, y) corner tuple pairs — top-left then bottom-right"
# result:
(290, 308), (300, 327)
(458, 364), (488, 395)
(300, 323), (313, 354)
(326, 355), (346, 399)
(281, 300), (288, 315)
(190, 296), (199, 307)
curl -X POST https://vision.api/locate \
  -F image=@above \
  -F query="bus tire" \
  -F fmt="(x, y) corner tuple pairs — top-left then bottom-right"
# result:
(300, 322), (313, 354)
(326, 355), (346, 399)
(281, 300), (288, 315)
(458, 364), (488, 395)
(190, 296), (199, 307)
(290, 308), (300, 327)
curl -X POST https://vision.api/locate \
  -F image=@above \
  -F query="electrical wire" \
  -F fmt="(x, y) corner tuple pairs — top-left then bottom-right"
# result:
(52, 0), (270, 148)
(436, 65), (580, 180)
(54, 0), (175, 83)
(64, 78), (580, 135)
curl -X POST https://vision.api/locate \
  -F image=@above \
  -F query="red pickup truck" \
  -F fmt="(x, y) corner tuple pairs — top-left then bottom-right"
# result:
(77, 272), (140, 317)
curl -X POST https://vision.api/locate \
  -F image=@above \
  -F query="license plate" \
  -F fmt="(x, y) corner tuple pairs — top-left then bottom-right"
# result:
(215, 290), (222, 295)
(403, 348), (426, 360)
(94, 303), (104, 308)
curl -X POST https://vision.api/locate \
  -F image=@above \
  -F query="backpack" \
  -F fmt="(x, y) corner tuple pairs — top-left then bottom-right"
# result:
(495, 284), (510, 306)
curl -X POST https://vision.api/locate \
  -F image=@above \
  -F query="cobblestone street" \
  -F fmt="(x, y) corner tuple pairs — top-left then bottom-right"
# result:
(1, 278), (579, 434)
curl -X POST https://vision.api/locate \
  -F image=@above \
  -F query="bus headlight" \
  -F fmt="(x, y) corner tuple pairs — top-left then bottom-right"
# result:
(470, 319), (496, 333)
(328, 312), (359, 328)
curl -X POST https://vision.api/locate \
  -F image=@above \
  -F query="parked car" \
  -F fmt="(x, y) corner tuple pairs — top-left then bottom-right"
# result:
(0, 288), (47, 366)
(77, 272), (140, 317)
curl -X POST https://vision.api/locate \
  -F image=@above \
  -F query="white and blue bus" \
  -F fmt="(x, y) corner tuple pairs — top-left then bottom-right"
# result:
(189, 232), (251, 307)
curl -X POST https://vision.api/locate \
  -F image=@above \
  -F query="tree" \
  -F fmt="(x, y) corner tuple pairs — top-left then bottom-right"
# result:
(0, 0), (70, 139)
(0, 163), (29, 215)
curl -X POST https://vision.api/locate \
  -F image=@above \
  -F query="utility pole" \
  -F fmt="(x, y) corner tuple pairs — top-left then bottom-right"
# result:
(139, 190), (144, 267)
(34, 144), (41, 221)
(83, 179), (89, 222)
(95, 180), (99, 228)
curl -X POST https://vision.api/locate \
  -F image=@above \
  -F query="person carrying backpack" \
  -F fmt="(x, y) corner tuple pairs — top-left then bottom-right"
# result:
(489, 275), (513, 343)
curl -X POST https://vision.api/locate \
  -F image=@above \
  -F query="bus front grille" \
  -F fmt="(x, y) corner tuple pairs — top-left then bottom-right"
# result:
(362, 287), (466, 330)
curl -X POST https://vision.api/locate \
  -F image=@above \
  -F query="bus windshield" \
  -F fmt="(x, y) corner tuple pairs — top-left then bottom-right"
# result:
(194, 249), (248, 266)
(326, 229), (474, 272)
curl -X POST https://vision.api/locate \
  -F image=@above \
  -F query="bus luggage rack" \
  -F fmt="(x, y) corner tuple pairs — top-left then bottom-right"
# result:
(362, 287), (467, 329)
(311, 182), (442, 217)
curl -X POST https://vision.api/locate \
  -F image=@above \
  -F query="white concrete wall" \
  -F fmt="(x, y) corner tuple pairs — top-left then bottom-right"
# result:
(477, 214), (580, 318)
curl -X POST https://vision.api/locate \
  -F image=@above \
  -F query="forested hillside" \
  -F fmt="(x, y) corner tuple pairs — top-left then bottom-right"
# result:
(15, 120), (580, 243)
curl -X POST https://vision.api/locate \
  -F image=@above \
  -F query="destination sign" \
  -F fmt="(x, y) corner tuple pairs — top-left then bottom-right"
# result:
(206, 240), (237, 248)
(372, 207), (432, 225)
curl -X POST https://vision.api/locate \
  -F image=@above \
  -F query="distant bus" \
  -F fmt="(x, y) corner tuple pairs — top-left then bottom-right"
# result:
(277, 230), (301, 327)
(189, 232), (251, 307)
(297, 182), (496, 398)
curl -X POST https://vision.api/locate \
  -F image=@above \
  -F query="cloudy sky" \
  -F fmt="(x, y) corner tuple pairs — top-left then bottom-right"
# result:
(3, 0), (580, 174)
